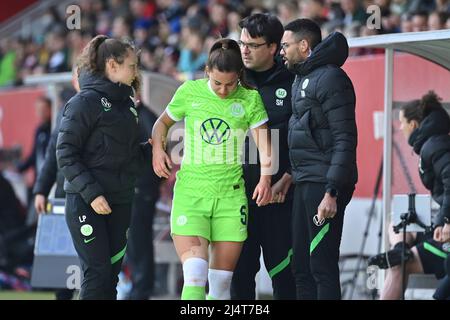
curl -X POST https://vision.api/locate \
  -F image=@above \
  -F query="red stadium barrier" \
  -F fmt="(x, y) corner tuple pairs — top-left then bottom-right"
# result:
(0, 87), (46, 184)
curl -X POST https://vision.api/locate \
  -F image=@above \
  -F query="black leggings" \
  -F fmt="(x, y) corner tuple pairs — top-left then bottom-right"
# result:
(127, 194), (157, 300)
(231, 200), (296, 300)
(65, 193), (131, 300)
(292, 182), (353, 300)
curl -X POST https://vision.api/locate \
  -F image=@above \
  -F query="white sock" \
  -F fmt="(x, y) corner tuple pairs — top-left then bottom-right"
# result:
(207, 269), (233, 300)
(183, 257), (208, 287)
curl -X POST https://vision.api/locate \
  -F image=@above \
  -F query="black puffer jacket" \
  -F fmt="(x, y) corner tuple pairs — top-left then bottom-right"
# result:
(243, 58), (295, 205)
(56, 71), (150, 205)
(409, 107), (450, 226)
(288, 32), (357, 191)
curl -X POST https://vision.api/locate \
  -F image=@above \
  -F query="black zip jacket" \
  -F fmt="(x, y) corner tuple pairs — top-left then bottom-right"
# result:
(409, 107), (450, 226)
(56, 71), (150, 205)
(288, 32), (358, 191)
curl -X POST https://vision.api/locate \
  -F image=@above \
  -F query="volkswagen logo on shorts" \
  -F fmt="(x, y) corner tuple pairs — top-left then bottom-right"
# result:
(200, 118), (230, 145)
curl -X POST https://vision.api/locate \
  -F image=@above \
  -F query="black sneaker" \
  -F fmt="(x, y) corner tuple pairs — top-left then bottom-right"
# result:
(367, 246), (413, 269)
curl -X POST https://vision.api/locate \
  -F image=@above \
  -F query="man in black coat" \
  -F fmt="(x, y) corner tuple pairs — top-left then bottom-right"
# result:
(231, 13), (296, 300)
(280, 19), (357, 300)
(127, 99), (162, 300)
(32, 72), (79, 300)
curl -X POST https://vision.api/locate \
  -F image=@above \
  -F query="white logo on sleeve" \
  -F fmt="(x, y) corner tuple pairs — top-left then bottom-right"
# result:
(101, 97), (112, 111)
(177, 215), (188, 226)
(301, 78), (309, 98)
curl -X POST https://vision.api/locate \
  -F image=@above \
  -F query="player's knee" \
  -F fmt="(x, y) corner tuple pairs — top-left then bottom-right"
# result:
(182, 257), (208, 287)
(208, 269), (233, 300)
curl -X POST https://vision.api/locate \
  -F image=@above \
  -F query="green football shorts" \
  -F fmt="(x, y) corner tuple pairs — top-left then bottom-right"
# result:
(170, 190), (248, 242)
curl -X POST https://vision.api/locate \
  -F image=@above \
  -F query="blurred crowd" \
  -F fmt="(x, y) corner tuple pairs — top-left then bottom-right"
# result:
(0, 0), (450, 87)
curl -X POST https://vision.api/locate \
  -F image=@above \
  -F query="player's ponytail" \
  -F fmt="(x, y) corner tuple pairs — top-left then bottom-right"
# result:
(401, 90), (445, 125)
(206, 38), (253, 89)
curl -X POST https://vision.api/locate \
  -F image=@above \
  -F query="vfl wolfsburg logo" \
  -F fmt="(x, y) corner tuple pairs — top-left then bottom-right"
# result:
(80, 224), (93, 236)
(275, 88), (287, 99)
(200, 118), (231, 145)
(230, 103), (244, 117)
(101, 97), (112, 111)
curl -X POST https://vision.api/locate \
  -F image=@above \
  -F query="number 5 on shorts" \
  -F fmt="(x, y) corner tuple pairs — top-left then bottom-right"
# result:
(240, 205), (247, 225)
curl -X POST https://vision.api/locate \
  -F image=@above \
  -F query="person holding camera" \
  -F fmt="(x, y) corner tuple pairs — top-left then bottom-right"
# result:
(369, 91), (450, 299)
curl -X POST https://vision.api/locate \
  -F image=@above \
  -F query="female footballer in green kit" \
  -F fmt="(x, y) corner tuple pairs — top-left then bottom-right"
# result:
(152, 38), (272, 300)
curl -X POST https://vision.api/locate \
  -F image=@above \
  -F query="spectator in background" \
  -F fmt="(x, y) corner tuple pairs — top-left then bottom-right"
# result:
(112, 16), (132, 39)
(436, 0), (450, 12)
(177, 31), (207, 79)
(277, 1), (300, 26)
(46, 31), (69, 73)
(401, 15), (414, 32)
(300, 0), (329, 26)
(17, 96), (52, 179)
(133, 20), (152, 48)
(411, 11), (429, 31)
(227, 11), (243, 41)
(391, 0), (410, 15)
(428, 11), (448, 30)
(0, 39), (18, 87)
(209, 2), (229, 37)
(340, 0), (369, 28)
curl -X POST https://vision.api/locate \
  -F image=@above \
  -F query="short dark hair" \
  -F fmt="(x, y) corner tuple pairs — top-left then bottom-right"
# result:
(284, 19), (322, 50)
(238, 13), (284, 53)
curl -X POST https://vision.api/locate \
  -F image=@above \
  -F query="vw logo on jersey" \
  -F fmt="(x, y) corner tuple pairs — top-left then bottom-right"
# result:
(275, 88), (287, 99)
(101, 97), (112, 111)
(200, 118), (231, 145)
(230, 103), (244, 117)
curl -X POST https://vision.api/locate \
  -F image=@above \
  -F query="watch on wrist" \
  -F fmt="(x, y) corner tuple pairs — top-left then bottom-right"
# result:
(326, 188), (338, 198)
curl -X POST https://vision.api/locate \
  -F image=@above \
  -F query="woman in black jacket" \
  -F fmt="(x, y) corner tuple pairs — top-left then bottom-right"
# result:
(372, 91), (450, 299)
(401, 91), (450, 243)
(401, 92), (450, 300)
(56, 35), (149, 299)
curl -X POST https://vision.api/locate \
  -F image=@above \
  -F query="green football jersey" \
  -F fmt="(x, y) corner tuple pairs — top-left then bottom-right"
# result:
(166, 79), (268, 197)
